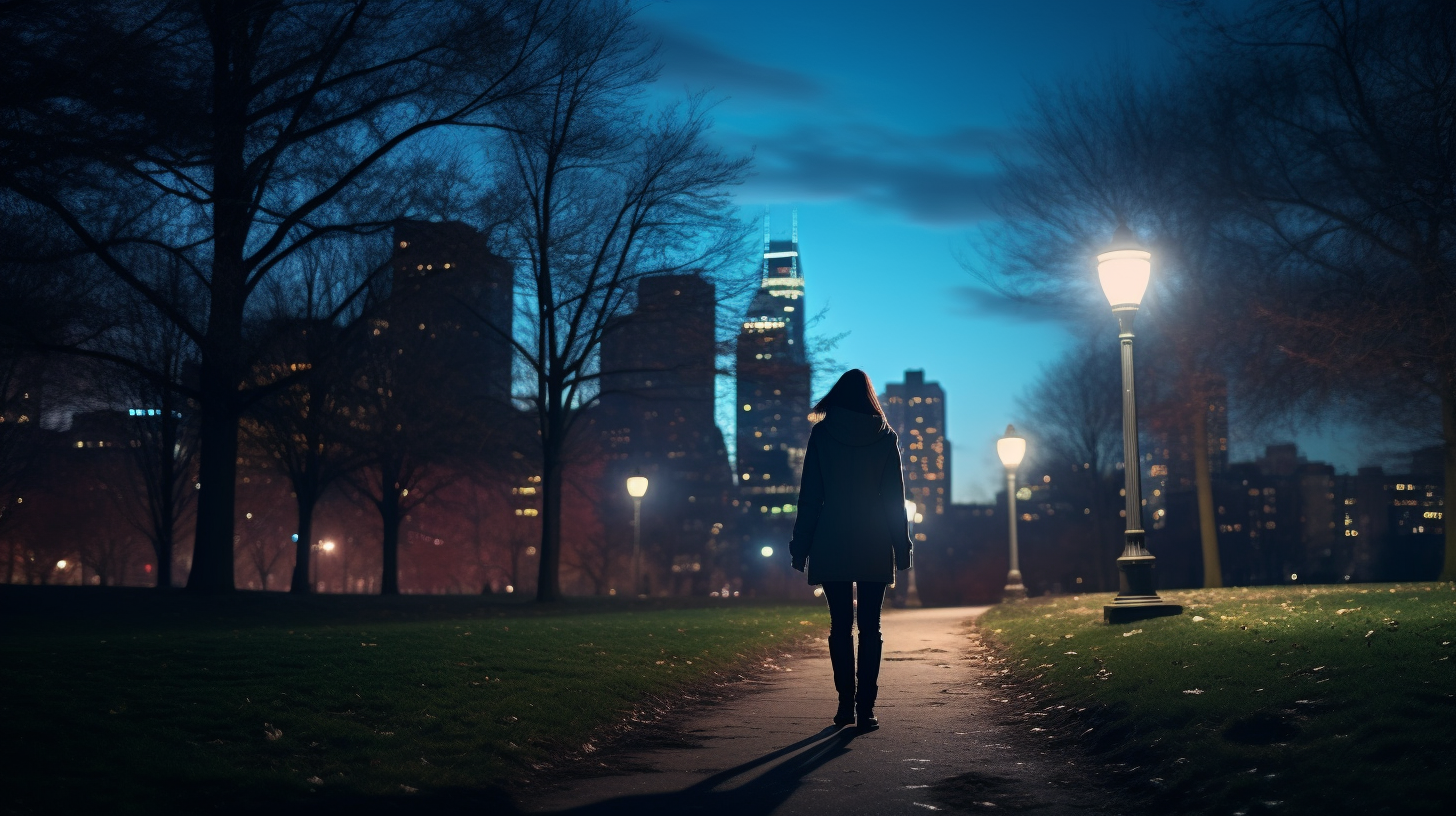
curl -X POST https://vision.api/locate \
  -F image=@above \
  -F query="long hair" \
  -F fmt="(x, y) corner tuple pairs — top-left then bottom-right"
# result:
(812, 369), (885, 418)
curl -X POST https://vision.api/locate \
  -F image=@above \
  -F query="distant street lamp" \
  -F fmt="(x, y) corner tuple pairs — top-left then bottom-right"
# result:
(902, 499), (922, 607)
(996, 425), (1028, 600)
(626, 474), (649, 596)
(1097, 223), (1182, 624)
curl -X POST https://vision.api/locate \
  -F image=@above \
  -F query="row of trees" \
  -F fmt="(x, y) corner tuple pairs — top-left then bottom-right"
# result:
(0, 0), (751, 598)
(987, 0), (1456, 582)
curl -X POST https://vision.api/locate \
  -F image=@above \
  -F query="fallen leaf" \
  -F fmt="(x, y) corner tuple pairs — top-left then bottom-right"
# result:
(1123, 629), (1144, 637)
(263, 723), (282, 741)
(1182, 689), (1205, 695)
(1191, 616), (1205, 622)
(306, 776), (323, 785)
(400, 785), (418, 794)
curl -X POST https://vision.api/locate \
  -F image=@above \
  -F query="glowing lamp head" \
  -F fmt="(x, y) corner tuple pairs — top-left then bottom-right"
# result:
(760, 545), (774, 558)
(625, 475), (649, 499)
(904, 499), (917, 522)
(321, 541), (336, 553)
(996, 424), (1027, 469)
(1096, 223), (1151, 310)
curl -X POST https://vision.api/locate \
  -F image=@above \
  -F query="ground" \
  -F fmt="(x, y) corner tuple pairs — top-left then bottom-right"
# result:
(0, 587), (824, 814)
(980, 583), (1456, 815)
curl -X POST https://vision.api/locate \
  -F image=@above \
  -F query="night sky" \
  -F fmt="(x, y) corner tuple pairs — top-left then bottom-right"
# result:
(639, 1), (1191, 501)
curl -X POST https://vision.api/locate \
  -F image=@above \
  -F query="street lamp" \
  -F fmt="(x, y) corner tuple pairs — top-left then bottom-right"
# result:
(1097, 223), (1182, 624)
(902, 499), (922, 607)
(996, 425), (1028, 600)
(626, 474), (649, 597)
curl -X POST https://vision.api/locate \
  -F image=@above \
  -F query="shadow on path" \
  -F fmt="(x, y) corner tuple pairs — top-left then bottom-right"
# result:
(542, 725), (863, 815)
(265, 726), (864, 816)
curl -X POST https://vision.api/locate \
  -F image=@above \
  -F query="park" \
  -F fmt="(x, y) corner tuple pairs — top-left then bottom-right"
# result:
(3, 1), (1455, 814)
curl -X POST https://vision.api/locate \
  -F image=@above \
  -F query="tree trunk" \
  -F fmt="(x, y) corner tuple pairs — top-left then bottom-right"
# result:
(290, 489), (317, 593)
(187, 5), (249, 593)
(188, 386), (240, 591)
(1441, 388), (1456, 581)
(536, 432), (564, 602)
(380, 487), (402, 595)
(1192, 400), (1223, 588)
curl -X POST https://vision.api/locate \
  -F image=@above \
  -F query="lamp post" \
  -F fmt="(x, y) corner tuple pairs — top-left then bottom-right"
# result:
(1097, 223), (1182, 624)
(902, 499), (923, 607)
(626, 475), (649, 597)
(996, 425), (1028, 600)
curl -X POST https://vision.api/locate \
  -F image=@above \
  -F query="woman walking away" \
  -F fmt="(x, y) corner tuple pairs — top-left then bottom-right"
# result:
(789, 369), (912, 731)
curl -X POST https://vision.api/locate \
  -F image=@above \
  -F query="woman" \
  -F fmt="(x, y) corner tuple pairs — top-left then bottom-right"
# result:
(789, 369), (911, 730)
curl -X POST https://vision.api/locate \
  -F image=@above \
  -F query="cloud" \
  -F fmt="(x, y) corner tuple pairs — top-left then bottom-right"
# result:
(950, 285), (1083, 324)
(727, 123), (1011, 225)
(651, 27), (824, 101)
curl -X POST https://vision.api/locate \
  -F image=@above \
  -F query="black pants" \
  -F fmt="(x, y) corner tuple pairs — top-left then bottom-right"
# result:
(822, 581), (887, 641)
(822, 581), (887, 711)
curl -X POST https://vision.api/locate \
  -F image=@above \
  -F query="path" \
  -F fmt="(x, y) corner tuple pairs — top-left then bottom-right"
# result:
(521, 606), (1115, 815)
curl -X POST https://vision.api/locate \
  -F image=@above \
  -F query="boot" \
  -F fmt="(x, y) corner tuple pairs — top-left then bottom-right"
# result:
(856, 632), (882, 730)
(828, 633), (856, 726)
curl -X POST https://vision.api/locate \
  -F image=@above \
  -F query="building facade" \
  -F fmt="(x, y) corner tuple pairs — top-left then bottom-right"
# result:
(881, 369), (950, 518)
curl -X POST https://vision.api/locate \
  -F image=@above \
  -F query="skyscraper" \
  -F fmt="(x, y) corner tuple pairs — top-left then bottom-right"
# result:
(882, 369), (950, 516)
(598, 275), (733, 594)
(390, 221), (514, 402)
(735, 212), (812, 505)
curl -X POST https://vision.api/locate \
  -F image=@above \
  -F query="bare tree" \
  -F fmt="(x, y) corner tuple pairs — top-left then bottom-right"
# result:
(0, 0), (569, 591)
(1185, 0), (1456, 578)
(475, 6), (750, 601)
(981, 64), (1239, 587)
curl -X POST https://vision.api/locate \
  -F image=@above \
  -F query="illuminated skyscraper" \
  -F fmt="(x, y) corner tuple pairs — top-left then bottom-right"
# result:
(882, 370), (950, 516)
(735, 211), (812, 520)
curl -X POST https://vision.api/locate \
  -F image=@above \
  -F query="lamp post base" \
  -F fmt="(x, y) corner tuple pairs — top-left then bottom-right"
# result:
(1002, 569), (1027, 603)
(1104, 554), (1182, 623)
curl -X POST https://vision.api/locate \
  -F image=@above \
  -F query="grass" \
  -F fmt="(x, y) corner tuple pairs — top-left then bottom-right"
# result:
(0, 589), (826, 814)
(980, 582), (1456, 815)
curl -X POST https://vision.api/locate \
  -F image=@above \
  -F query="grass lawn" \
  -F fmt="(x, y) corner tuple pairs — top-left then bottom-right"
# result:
(980, 582), (1456, 815)
(0, 589), (826, 814)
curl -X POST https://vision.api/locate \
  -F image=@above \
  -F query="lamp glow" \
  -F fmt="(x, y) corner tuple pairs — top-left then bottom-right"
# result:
(320, 540), (336, 553)
(760, 545), (774, 557)
(1096, 224), (1151, 309)
(904, 499), (917, 522)
(996, 425), (1026, 469)
(625, 475), (649, 498)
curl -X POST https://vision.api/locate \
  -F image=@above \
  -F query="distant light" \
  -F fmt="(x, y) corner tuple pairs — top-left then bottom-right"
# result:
(997, 425), (1027, 469)
(526, 546), (537, 556)
(144, 564), (152, 573)
(914, 513), (923, 524)
(291, 534), (299, 543)
(505, 585), (514, 593)
(1290, 573), (1297, 581)
(760, 546), (773, 558)
(321, 541), (336, 553)
(56, 560), (68, 569)
(626, 475), (649, 498)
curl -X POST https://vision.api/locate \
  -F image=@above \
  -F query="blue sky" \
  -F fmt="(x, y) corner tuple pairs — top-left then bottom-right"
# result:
(637, 0), (1374, 500)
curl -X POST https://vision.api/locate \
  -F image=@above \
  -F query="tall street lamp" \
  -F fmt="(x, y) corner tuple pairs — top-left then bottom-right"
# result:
(1097, 223), (1182, 624)
(626, 475), (649, 597)
(996, 425), (1028, 600)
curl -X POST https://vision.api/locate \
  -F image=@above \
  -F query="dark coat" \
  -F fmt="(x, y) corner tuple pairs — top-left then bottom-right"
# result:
(789, 409), (912, 585)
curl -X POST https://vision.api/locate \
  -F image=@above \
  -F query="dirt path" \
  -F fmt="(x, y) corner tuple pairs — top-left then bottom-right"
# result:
(519, 606), (1118, 815)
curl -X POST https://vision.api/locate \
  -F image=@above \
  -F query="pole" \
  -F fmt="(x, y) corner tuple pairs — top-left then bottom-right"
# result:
(905, 514), (922, 607)
(631, 497), (642, 597)
(1004, 470), (1026, 599)
(1104, 309), (1180, 622)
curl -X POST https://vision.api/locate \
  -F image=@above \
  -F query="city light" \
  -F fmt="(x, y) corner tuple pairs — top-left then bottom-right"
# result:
(760, 546), (773, 557)
(56, 560), (68, 569)
(320, 541), (336, 552)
